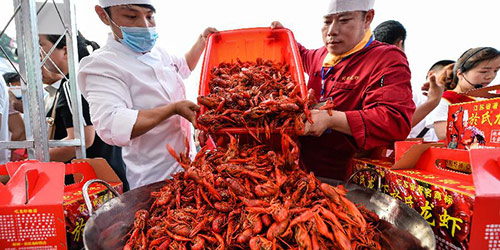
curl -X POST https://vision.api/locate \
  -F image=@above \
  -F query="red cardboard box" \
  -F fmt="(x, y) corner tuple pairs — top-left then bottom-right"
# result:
(352, 145), (500, 250)
(0, 161), (67, 250)
(63, 158), (122, 250)
(446, 97), (500, 150)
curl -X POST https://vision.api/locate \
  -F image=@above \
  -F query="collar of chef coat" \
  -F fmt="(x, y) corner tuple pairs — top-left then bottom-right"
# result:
(105, 33), (177, 98)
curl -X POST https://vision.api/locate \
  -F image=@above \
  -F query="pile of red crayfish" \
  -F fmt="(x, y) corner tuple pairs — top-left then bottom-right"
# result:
(197, 59), (316, 138)
(124, 133), (389, 250)
(122, 59), (421, 250)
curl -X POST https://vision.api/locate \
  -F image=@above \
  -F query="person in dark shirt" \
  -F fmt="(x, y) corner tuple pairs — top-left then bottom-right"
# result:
(38, 3), (129, 190)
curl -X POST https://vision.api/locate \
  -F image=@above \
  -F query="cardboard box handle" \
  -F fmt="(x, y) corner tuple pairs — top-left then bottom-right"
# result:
(82, 179), (120, 215)
(24, 169), (39, 204)
(0, 164), (7, 175)
(416, 148), (472, 182)
(65, 162), (98, 191)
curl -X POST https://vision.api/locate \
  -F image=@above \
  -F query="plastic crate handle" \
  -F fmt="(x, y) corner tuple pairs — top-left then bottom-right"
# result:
(82, 179), (120, 215)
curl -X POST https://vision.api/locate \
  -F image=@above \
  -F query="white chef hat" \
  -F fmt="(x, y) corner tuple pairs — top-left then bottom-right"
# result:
(36, 1), (68, 35)
(98, 0), (153, 8)
(325, 0), (375, 16)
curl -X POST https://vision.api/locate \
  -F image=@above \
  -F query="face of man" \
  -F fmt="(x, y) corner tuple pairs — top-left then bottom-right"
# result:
(96, 4), (156, 40)
(321, 10), (374, 55)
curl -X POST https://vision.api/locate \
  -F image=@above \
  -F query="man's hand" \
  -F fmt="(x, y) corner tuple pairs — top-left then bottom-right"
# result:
(426, 74), (445, 102)
(421, 81), (430, 96)
(201, 27), (218, 41)
(270, 21), (285, 29)
(411, 74), (445, 127)
(303, 110), (333, 137)
(437, 63), (455, 87)
(174, 100), (200, 126)
(186, 27), (219, 71)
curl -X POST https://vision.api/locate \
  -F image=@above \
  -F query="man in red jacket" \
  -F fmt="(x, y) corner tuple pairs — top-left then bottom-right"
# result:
(272, 0), (415, 180)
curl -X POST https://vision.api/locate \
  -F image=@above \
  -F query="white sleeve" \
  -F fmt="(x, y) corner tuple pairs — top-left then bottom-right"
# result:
(177, 56), (192, 79)
(0, 79), (7, 116)
(425, 98), (450, 128)
(78, 58), (138, 147)
(167, 52), (191, 79)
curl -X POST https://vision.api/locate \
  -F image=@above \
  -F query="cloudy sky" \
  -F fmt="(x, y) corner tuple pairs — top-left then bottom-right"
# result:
(1, 0), (499, 102)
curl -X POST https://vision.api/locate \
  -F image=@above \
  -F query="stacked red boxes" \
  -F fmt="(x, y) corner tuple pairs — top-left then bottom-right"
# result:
(0, 161), (67, 249)
(352, 143), (500, 250)
(0, 158), (123, 250)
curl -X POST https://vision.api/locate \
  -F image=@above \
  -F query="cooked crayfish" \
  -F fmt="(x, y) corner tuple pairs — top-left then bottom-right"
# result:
(197, 59), (313, 138)
(123, 134), (393, 250)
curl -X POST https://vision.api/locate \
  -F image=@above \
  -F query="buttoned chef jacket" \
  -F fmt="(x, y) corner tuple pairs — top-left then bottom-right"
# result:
(78, 34), (195, 190)
(298, 40), (415, 180)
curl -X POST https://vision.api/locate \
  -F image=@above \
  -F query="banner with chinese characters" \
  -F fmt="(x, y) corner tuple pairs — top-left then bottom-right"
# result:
(447, 98), (500, 150)
(353, 158), (474, 250)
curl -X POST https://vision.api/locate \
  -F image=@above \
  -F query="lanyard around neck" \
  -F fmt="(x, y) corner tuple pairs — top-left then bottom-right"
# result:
(320, 36), (375, 98)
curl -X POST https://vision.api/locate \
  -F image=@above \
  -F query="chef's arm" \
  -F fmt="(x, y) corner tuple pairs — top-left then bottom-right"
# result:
(185, 27), (218, 71)
(49, 126), (95, 162)
(131, 100), (200, 139)
(304, 110), (352, 136)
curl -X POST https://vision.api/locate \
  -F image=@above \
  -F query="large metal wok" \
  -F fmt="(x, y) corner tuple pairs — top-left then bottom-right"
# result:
(82, 177), (436, 250)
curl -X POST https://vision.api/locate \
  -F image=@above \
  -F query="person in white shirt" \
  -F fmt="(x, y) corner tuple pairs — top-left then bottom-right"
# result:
(409, 60), (454, 141)
(78, 0), (216, 189)
(3, 72), (26, 142)
(426, 47), (500, 140)
(374, 21), (446, 141)
(0, 77), (11, 163)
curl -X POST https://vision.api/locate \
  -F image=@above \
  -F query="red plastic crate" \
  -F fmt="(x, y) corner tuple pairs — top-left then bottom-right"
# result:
(198, 27), (307, 134)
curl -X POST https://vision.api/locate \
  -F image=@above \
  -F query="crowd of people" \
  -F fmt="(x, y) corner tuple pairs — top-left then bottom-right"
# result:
(1, 0), (499, 191)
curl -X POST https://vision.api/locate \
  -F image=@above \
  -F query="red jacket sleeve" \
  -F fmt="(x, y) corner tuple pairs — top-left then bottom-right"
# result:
(344, 48), (415, 150)
(297, 43), (312, 73)
(297, 43), (325, 75)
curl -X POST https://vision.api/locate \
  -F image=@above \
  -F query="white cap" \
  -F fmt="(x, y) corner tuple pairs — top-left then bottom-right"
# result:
(98, 0), (153, 8)
(36, 1), (68, 35)
(326, 0), (375, 16)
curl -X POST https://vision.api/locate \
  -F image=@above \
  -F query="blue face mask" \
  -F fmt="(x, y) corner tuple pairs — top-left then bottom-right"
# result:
(120, 26), (158, 53)
(107, 14), (158, 53)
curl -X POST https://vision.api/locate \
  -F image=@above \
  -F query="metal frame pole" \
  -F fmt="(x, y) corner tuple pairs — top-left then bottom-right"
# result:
(12, 0), (36, 159)
(63, 0), (86, 158)
(15, 0), (49, 161)
(0, 0), (87, 161)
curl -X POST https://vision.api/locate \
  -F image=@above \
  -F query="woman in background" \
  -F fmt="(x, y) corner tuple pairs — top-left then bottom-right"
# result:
(426, 47), (500, 141)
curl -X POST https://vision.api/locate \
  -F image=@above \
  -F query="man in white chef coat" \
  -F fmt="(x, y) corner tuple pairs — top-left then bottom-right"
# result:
(78, 0), (216, 189)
